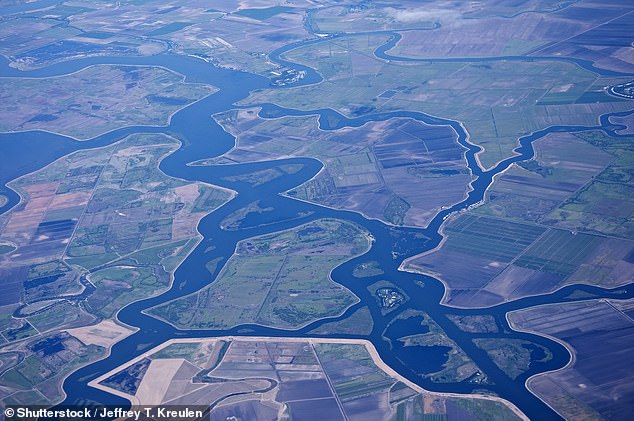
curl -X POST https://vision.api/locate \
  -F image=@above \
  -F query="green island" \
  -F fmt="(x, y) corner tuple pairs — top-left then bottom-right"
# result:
(385, 310), (488, 385)
(474, 338), (552, 380)
(368, 280), (408, 314)
(448, 314), (500, 333)
(149, 218), (370, 329)
(352, 260), (385, 278)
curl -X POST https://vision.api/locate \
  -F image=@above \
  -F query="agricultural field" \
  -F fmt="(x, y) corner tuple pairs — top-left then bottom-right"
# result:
(408, 212), (634, 307)
(475, 132), (614, 221)
(6, 0), (631, 77)
(407, 128), (634, 308)
(65, 319), (133, 349)
(509, 298), (634, 420)
(0, 133), (231, 405)
(93, 337), (523, 420)
(307, 3), (437, 34)
(0, 132), (231, 311)
(0, 7), (165, 69)
(207, 107), (471, 227)
(0, 332), (104, 405)
(149, 219), (369, 330)
(318, 0), (634, 74)
(389, 0), (634, 73)
(475, 130), (634, 239)
(0, 0), (318, 76)
(242, 33), (633, 169)
(0, 65), (215, 139)
(392, 23), (546, 59)
(539, 130), (634, 239)
(0, 0), (633, 416)
(535, 5), (634, 73)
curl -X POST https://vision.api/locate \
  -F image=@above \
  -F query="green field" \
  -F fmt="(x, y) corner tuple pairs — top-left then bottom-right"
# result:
(0, 133), (232, 405)
(475, 131), (614, 222)
(448, 315), (499, 333)
(309, 5), (436, 33)
(411, 126), (634, 307)
(475, 129), (634, 239)
(150, 218), (370, 329)
(234, 6), (293, 21)
(538, 131), (634, 239)
(514, 230), (600, 276)
(0, 333), (104, 403)
(0, 65), (214, 139)
(448, 398), (522, 421)
(443, 214), (545, 262)
(315, 343), (395, 400)
(474, 338), (552, 379)
(242, 34), (632, 169)
(308, 306), (374, 335)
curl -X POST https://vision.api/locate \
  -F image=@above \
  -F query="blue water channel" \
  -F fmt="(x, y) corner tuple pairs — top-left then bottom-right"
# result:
(1, 34), (634, 420)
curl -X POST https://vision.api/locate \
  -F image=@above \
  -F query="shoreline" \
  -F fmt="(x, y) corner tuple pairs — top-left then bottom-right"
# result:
(506, 305), (581, 421)
(90, 335), (528, 420)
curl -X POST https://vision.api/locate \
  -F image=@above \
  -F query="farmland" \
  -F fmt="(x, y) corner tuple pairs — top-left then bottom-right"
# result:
(407, 128), (634, 307)
(0, 65), (215, 139)
(308, 4), (437, 34)
(149, 219), (369, 330)
(476, 132), (614, 222)
(408, 211), (634, 307)
(475, 129), (634, 239)
(0, 0), (314, 76)
(0, 133), (232, 404)
(207, 108), (471, 227)
(0, 332), (103, 404)
(242, 33), (632, 169)
(92, 337), (523, 420)
(389, 0), (634, 74)
(0, 0), (633, 416)
(540, 130), (634, 239)
(509, 298), (634, 420)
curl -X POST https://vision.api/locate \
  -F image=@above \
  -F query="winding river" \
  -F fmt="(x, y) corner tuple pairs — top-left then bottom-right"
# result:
(1, 33), (633, 420)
